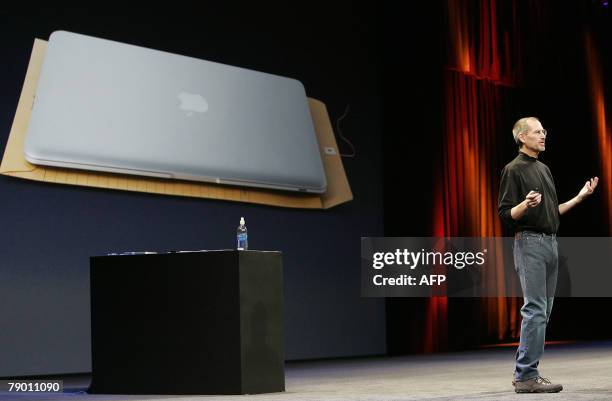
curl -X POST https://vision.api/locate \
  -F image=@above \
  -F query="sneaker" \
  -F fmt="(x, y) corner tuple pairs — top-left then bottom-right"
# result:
(514, 376), (563, 393)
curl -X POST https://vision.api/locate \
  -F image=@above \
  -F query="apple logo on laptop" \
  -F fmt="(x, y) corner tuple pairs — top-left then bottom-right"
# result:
(178, 91), (208, 117)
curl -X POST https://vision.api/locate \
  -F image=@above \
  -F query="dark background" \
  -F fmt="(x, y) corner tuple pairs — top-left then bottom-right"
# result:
(384, 1), (612, 354)
(0, 3), (385, 376)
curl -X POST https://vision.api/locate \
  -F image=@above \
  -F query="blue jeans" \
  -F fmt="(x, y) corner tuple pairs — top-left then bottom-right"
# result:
(513, 231), (558, 381)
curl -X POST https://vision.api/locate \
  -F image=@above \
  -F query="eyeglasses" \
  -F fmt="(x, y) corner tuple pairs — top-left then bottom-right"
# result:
(531, 129), (547, 137)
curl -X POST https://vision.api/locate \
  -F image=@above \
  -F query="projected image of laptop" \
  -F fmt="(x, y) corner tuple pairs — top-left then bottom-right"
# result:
(24, 31), (327, 193)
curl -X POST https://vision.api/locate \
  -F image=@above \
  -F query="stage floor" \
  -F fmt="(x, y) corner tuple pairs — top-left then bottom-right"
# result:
(2, 341), (611, 400)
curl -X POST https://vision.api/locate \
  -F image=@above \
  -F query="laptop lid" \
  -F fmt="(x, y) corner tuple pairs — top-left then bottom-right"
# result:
(24, 31), (327, 193)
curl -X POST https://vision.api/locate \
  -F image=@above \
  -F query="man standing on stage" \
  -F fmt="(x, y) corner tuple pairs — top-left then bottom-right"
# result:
(498, 117), (598, 394)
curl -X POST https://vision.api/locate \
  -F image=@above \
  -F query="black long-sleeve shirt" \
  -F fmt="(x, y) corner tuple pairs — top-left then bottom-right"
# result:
(498, 152), (560, 234)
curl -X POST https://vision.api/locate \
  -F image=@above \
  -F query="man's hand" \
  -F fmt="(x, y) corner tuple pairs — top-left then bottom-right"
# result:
(526, 190), (542, 208)
(559, 176), (599, 215)
(511, 190), (542, 220)
(577, 177), (599, 201)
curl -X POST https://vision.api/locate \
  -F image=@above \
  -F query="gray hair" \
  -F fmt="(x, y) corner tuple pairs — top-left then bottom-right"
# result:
(512, 117), (540, 147)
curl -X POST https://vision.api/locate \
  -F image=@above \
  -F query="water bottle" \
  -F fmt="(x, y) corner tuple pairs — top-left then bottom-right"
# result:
(237, 217), (248, 250)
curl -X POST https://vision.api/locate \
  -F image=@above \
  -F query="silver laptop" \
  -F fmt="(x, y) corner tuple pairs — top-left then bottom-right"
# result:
(24, 31), (327, 193)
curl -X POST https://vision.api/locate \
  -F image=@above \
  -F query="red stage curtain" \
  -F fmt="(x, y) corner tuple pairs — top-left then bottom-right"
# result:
(426, 0), (528, 351)
(585, 32), (612, 234)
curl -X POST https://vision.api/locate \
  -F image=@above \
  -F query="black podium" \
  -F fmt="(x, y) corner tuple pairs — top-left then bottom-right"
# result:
(89, 250), (284, 395)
